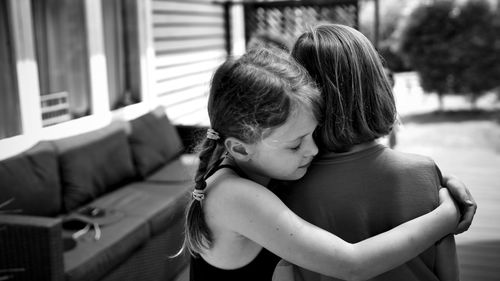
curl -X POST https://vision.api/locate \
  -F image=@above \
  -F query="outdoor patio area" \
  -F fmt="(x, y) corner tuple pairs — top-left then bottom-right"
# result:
(394, 73), (500, 281)
(2, 0), (498, 280)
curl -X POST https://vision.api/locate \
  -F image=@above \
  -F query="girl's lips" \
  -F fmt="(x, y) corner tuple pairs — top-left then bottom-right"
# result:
(299, 161), (312, 169)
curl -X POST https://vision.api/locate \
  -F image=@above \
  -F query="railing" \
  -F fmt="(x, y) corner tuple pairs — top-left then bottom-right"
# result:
(243, 0), (359, 45)
(40, 91), (71, 127)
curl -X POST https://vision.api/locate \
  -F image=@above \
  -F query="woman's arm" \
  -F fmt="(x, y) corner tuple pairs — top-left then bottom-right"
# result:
(214, 178), (459, 281)
(442, 173), (477, 234)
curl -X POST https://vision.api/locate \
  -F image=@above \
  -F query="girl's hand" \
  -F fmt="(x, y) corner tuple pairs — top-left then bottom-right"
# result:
(438, 188), (460, 232)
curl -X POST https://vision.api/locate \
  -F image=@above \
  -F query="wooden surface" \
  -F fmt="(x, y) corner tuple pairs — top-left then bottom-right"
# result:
(393, 72), (500, 281)
(397, 134), (500, 281)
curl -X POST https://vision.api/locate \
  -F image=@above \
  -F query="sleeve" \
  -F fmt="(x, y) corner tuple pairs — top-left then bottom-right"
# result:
(433, 164), (460, 280)
(434, 163), (444, 186)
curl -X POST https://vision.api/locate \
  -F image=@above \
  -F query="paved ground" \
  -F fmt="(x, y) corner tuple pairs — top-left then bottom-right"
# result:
(393, 72), (500, 281)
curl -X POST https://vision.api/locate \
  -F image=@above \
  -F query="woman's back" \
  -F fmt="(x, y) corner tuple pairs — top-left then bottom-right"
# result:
(284, 142), (456, 281)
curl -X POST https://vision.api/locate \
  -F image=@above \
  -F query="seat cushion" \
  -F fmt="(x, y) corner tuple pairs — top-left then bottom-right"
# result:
(127, 182), (190, 235)
(53, 122), (137, 212)
(0, 141), (61, 216)
(145, 156), (198, 183)
(98, 217), (189, 281)
(89, 181), (190, 236)
(128, 107), (184, 178)
(63, 214), (150, 281)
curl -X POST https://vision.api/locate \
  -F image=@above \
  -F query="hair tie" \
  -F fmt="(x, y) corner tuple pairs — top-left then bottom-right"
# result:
(192, 189), (205, 201)
(207, 128), (220, 140)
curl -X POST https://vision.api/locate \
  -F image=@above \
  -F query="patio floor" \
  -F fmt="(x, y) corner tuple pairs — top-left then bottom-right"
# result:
(394, 72), (500, 281)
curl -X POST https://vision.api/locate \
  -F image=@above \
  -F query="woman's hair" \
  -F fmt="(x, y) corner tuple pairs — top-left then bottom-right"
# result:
(291, 24), (397, 152)
(183, 48), (322, 256)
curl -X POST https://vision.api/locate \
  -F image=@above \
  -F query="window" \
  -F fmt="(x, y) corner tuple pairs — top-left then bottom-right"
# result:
(0, 0), (21, 138)
(32, 0), (91, 127)
(102, 0), (141, 110)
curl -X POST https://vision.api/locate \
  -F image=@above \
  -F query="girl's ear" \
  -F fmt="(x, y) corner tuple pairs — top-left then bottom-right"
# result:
(224, 137), (253, 161)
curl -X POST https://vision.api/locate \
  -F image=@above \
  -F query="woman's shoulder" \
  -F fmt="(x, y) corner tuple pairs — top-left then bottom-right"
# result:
(385, 149), (437, 169)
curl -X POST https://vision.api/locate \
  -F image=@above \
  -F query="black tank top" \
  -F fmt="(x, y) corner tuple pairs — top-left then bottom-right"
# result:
(189, 161), (280, 281)
(190, 247), (280, 281)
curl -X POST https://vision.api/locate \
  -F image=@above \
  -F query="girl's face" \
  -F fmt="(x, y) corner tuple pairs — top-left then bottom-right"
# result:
(245, 105), (318, 183)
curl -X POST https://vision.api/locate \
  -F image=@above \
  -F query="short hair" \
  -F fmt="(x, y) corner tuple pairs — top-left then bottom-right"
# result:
(292, 24), (397, 152)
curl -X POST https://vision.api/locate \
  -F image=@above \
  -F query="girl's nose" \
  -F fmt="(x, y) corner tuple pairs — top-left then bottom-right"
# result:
(303, 136), (318, 157)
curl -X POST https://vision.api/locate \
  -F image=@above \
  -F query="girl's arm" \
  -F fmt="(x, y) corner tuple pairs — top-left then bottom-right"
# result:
(213, 178), (459, 281)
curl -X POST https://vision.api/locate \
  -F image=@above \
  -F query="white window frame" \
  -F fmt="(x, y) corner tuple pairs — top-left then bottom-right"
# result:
(0, 0), (156, 159)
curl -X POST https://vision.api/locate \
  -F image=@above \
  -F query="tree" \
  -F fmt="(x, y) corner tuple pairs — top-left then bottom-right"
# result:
(359, 0), (419, 71)
(495, 6), (500, 101)
(397, 0), (500, 110)
(449, 0), (500, 108)
(397, 1), (458, 110)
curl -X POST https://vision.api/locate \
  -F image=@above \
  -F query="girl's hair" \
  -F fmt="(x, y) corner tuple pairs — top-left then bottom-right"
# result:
(183, 48), (322, 256)
(247, 31), (291, 52)
(291, 24), (397, 152)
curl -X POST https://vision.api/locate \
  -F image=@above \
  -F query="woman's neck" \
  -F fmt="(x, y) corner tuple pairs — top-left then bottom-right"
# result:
(345, 141), (377, 153)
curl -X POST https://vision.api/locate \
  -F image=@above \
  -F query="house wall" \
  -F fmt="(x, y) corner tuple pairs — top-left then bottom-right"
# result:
(151, 0), (228, 125)
(0, 0), (241, 159)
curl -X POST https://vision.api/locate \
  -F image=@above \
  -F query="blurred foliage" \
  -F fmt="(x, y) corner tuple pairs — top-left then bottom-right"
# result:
(378, 42), (407, 72)
(397, 1), (457, 97)
(359, 0), (420, 71)
(359, 0), (404, 43)
(396, 0), (500, 107)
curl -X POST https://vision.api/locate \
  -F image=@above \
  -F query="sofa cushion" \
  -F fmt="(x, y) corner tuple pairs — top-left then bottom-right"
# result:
(64, 213), (150, 281)
(145, 156), (197, 183)
(129, 107), (184, 178)
(0, 141), (61, 216)
(126, 182), (190, 235)
(90, 181), (190, 236)
(63, 186), (189, 281)
(54, 123), (137, 212)
(97, 217), (189, 281)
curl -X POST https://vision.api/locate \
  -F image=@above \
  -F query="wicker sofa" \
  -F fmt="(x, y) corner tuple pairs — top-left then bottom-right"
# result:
(0, 107), (204, 281)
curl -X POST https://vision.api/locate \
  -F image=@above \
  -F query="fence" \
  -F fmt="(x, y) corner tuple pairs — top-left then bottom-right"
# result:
(242, 0), (359, 47)
(40, 92), (71, 127)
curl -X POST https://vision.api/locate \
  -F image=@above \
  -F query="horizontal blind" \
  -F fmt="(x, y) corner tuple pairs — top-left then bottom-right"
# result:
(152, 0), (228, 125)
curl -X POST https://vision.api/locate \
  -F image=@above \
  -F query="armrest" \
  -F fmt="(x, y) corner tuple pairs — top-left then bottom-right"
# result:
(175, 124), (209, 154)
(0, 215), (64, 281)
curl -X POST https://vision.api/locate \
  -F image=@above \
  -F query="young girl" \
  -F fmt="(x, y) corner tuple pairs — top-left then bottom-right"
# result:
(284, 23), (464, 281)
(183, 48), (459, 281)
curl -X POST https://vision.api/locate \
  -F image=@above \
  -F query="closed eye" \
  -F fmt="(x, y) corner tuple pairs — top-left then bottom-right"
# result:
(290, 143), (301, 151)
